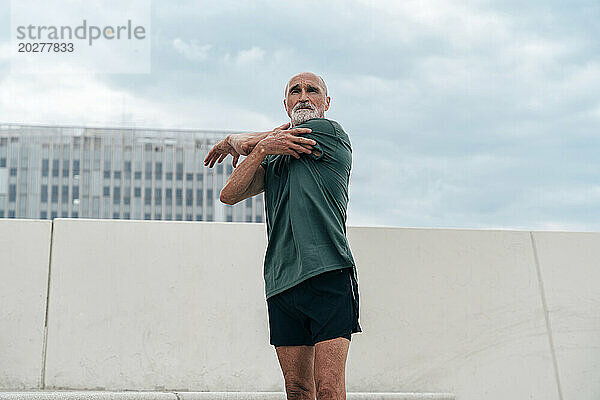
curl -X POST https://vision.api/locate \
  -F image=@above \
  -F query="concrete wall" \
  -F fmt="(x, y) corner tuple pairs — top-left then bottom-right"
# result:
(1, 219), (598, 400)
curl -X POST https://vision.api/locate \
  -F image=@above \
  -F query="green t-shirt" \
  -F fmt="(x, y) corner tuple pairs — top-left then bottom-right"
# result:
(260, 118), (357, 299)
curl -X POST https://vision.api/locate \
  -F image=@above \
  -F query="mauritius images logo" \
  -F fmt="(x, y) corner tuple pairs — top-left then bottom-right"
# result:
(15, 19), (147, 46)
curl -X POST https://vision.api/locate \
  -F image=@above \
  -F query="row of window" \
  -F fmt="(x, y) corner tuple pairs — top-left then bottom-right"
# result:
(7, 184), (214, 207)
(15, 164), (228, 180)
(0, 209), (261, 223)
(0, 209), (222, 221)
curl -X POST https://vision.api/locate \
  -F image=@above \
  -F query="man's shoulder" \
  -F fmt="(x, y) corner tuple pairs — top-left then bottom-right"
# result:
(297, 118), (346, 136)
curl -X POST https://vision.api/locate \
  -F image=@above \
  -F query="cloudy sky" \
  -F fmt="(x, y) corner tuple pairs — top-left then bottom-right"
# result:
(1, 0), (599, 231)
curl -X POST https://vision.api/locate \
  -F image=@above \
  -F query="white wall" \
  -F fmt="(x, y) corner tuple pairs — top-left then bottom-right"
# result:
(1, 219), (598, 400)
(0, 219), (52, 389)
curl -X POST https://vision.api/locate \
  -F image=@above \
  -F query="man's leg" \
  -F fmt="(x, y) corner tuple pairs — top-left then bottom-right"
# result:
(275, 345), (316, 400)
(314, 337), (350, 400)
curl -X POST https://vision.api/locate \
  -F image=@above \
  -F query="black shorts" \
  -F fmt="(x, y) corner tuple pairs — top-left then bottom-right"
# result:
(267, 267), (362, 346)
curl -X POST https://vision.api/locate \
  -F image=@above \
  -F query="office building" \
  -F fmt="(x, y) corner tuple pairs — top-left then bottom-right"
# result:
(0, 123), (264, 222)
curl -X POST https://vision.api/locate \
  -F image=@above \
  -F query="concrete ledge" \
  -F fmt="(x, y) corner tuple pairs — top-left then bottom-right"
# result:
(0, 392), (455, 400)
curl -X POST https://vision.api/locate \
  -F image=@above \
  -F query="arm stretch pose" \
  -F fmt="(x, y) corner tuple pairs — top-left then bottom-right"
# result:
(204, 72), (362, 400)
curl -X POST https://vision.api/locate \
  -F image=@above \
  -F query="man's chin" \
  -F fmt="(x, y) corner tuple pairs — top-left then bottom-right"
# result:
(291, 110), (321, 126)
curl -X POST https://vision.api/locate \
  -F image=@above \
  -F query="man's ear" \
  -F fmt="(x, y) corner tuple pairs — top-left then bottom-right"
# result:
(283, 98), (289, 114)
(324, 96), (331, 112)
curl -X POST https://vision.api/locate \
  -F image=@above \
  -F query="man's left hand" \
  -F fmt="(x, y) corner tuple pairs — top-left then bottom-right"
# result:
(204, 138), (241, 168)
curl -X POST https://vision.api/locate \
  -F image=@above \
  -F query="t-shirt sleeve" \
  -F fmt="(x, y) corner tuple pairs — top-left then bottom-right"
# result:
(296, 119), (339, 161)
(260, 155), (269, 170)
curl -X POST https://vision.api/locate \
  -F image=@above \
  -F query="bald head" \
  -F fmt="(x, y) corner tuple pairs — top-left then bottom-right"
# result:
(283, 71), (331, 126)
(284, 72), (328, 97)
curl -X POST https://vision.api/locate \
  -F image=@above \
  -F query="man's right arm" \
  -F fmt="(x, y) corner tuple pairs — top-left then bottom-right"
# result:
(219, 147), (267, 205)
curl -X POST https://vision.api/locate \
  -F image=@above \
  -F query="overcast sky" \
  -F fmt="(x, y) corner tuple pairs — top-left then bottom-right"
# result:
(1, 0), (599, 231)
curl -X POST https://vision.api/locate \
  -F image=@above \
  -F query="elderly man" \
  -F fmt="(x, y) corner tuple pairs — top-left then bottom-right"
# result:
(204, 72), (361, 400)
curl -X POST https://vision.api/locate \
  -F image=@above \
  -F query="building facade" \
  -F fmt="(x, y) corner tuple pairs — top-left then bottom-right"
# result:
(0, 123), (264, 223)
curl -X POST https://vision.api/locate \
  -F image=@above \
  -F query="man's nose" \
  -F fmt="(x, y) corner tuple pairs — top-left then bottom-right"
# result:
(299, 89), (309, 101)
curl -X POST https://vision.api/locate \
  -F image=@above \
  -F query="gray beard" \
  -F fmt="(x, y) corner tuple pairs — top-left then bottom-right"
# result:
(291, 108), (323, 127)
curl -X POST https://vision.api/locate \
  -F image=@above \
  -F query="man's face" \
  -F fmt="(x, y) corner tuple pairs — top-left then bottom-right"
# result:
(284, 73), (331, 126)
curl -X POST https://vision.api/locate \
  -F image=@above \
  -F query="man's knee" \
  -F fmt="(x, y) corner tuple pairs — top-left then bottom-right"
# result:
(285, 379), (315, 400)
(316, 383), (344, 400)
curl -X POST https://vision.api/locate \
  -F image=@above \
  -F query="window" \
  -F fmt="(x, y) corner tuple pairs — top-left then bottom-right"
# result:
(124, 161), (131, 172)
(186, 213), (193, 221)
(186, 173), (193, 181)
(103, 186), (110, 196)
(40, 210), (47, 219)
(104, 170), (110, 178)
(166, 172), (172, 180)
(113, 187), (120, 204)
(135, 171), (141, 179)
(145, 188), (151, 205)
(41, 185), (48, 202)
(73, 160), (80, 174)
(124, 196), (130, 205)
(176, 188), (182, 206)
(114, 171), (121, 179)
(62, 160), (69, 177)
(144, 213), (151, 220)
(8, 184), (16, 202)
(186, 189), (193, 206)
(0, 158), (5, 168)
(124, 212), (130, 219)
(10, 168), (17, 176)
(113, 212), (120, 219)
(62, 186), (68, 201)
(196, 189), (202, 206)
(134, 187), (141, 197)
(51, 185), (58, 203)
(9, 210), (16, 218)
(72, 211), (78, 218)
(155, 213), (162, 220)
(176, 214), (182, 220)
(155, 188), (162, 205)
(73, 186), (79, 199)
(51, 211), (57, 219)
(52, 160), (59, 177)
(145, 162), (152, 179)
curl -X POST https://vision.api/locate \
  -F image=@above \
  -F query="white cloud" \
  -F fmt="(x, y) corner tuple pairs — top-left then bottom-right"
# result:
(172, 38), (212, 62)
(232, 46), (266, 67)
(0, 72), (276, 130)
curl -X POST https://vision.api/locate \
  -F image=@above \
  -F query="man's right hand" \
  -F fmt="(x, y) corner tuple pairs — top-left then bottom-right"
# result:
(227, 122), (303, 156)
(256, 126), (316, 159)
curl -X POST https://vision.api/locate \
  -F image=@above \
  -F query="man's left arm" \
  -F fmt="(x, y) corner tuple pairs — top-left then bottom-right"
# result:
(296, 120), (340, 161)
(204, 123), (304, 168)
